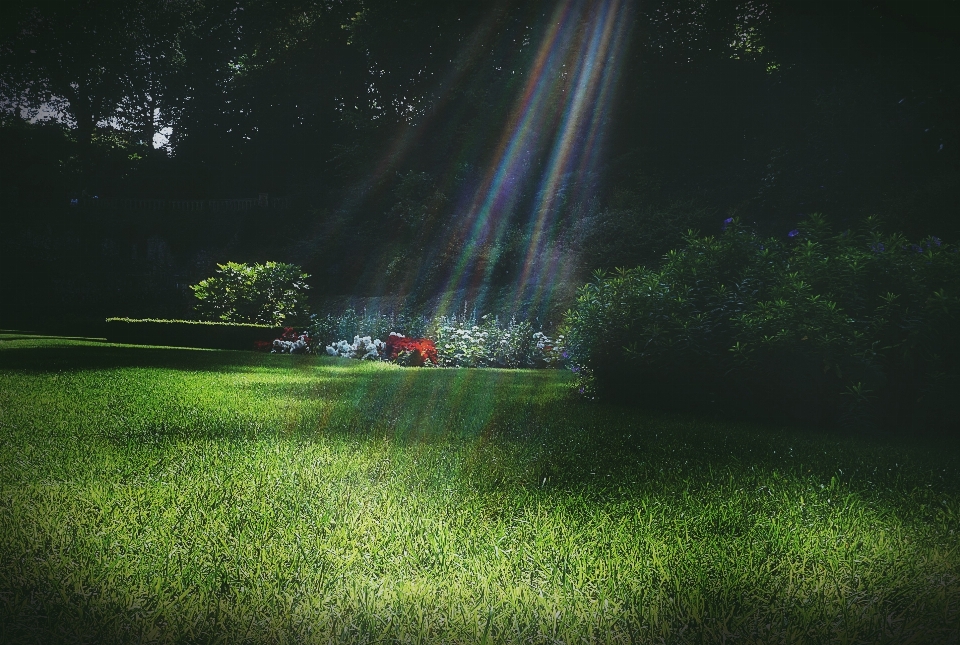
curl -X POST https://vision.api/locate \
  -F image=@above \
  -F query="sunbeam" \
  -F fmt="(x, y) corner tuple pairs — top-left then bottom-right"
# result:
(432, 0), (631, 319)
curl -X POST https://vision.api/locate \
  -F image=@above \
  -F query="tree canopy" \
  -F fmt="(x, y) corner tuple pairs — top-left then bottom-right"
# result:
(1, 0), (958, 323)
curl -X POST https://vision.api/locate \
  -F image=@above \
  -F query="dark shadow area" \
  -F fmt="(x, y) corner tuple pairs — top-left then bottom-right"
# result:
(0, 330), (108, 342)
(0, 342), (296, 374)
(1, 577), (955, 645)
(593, 369), (960, 443)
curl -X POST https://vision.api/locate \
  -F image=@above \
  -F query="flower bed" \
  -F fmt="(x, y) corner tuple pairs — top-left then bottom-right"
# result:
(264, 309), (567, 369)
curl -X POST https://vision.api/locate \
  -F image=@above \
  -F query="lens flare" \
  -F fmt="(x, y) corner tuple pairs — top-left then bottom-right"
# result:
(434, 0), (631, 320)
(334, 0), (630, 322)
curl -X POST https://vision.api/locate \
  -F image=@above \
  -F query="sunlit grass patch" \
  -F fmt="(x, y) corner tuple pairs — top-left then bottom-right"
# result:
(0, 336), (958, 643)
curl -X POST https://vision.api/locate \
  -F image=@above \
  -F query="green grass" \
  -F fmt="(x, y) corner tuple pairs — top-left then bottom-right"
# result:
(0, 333), (958, 644)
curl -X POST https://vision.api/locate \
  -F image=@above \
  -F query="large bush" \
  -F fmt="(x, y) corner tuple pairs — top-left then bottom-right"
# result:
(562, 214), (960, 430)
(191, 261), (310, 325)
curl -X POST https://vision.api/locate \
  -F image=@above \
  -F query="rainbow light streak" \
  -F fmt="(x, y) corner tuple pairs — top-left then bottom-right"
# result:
(435, 0), (630, 319)
(433, 0), (576, 317)
(514, 0), (629, 315)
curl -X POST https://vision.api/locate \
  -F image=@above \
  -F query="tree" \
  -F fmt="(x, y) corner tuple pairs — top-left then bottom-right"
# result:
(0, 1), (135, 190)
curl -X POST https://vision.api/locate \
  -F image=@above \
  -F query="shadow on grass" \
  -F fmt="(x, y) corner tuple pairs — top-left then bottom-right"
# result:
(0, 342), (312, 374)
(4, 578), (950, 645)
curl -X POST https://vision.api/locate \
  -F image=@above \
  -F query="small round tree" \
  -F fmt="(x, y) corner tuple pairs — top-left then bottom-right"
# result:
(191, 261), (310, 325)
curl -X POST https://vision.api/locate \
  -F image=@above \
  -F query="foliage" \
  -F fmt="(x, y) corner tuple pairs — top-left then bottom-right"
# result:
(570, 186), (716, 273)
(325, 335), (385, 360)
(308, 308), (566, 369)
(309, 309), (429, 348)
(429, 314), (565, 368)
(387, 171), (448, 232)
(562, 214), (960, 429)
(269, 327), (311, 354)
(191, 261), (310, 326)
(104, 317), (279, 350)
(383, 332), (438, 367)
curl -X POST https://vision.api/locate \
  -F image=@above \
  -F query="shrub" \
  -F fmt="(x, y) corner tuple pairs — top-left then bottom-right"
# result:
(428, 314), (564, 368)
(384, 333), (438, 367)
(270, 327), (312, 354)
(105, 318), (280, 350)
(325, 336), (385, 360)
(191, 261), (310, 325)
(561, 214), (960, 430)
(429, 318), (499, 367)
(308, 309), (428, 347)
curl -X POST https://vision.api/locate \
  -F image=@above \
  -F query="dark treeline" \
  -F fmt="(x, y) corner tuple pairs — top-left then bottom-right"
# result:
(1, 0), (958, 328)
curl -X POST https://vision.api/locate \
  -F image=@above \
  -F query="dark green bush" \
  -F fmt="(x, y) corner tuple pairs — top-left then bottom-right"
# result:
(561, 214), (960, 431)
(105, 318), (282, 350)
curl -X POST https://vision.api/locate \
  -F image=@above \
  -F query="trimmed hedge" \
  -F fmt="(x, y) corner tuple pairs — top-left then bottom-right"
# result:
(105, 318), (282, 350)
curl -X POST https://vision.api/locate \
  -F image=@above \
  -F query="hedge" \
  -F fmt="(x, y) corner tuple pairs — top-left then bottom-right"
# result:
(104, 318), (282, 350)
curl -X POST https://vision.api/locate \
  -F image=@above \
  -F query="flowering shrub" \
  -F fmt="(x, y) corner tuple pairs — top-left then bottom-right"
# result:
(428, 315), (565, 368)
(562, 214), (960, 430)
(431, 317), (509, 367)
(309, 309), (428, 349)
(253, 328), (312, 353)
(271, 327), (312, 354)
(533, 331), (567, 368)
(384, 332), (438, 366)
(325, 335), (385, 360)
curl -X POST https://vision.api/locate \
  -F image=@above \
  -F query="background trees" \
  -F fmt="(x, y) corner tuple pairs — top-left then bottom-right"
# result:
(1, 0), (958, 327)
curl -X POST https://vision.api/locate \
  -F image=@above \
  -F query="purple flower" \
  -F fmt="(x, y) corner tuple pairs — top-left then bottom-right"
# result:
(571, 365), (581, 373)
(870, 242), (885, 253)
(909, 244), (923, 253)
(787, 229), (799, 238)
(721, 217), (734, 231)
(561, 350), (569, 359)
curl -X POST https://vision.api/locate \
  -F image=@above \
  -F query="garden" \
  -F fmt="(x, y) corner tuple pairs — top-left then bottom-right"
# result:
(2, 211), (959, 643)
(3, 1), (960, 642)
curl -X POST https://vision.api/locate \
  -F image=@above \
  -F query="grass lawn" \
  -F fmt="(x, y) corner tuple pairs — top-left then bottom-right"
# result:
(0, 333), (958, 644)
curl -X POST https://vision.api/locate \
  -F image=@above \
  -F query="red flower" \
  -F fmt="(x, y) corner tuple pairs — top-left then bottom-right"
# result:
(385, 334), (437, 366)
(253, 340), (273, 352)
